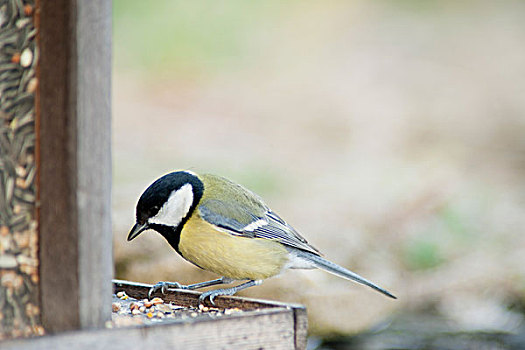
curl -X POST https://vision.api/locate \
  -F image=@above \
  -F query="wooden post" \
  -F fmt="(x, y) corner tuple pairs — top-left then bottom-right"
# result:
(37, 0), (112, 332)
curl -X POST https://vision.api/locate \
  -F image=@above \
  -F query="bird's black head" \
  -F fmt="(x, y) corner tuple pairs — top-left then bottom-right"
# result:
(128, 171), (204, 244)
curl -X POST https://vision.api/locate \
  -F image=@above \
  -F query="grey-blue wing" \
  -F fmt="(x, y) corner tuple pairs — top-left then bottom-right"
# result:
(198, 199), (320, 255)
(198, 199), (253, 235)
(255, 211), (320, 254)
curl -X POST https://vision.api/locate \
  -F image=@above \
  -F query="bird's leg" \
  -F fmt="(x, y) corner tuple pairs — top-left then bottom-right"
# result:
(148, 277), (234, 299)
(198, 280), (262, 305)
(186, 277), (234, 290)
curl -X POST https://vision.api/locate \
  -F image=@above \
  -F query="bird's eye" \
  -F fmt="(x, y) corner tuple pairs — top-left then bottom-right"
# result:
(152, 205), (159, 212)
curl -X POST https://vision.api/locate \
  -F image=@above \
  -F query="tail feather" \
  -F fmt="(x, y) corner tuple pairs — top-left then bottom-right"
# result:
(296, 250), (397, 299)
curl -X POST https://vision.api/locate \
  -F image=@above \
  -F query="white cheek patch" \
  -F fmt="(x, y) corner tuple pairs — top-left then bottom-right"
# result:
(149, 184), (194, 227)
(243, 219), (268, 232)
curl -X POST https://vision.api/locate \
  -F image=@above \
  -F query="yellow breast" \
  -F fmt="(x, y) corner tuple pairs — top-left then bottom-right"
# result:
(179, 214), (289, 280)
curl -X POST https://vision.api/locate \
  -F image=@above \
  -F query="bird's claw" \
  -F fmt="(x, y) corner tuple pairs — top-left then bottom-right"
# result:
(198, 288), (236, 306)
(198, 293), (215, 306)
(148, 281), (188, 299)
(198, 291), (218, 306)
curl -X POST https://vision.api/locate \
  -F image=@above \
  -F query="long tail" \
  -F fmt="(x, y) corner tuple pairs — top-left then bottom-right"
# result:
(296, 250), (397, 299)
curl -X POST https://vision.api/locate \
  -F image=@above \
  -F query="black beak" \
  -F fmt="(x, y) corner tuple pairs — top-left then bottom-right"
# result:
(127, 222), (149, 241)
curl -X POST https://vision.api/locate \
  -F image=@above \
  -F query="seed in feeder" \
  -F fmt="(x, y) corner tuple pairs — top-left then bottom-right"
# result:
(139, 306), (146, 313)
(146, 312), (153, 319)
(11, 53), (21, 64)
(35, 326), (45, 336)
(116, 291), (127, 298)
(25, 303), (39, 317)
(16, 177), (27, 189)
(15, 166), (27, 177)
(0, 226), (9, 236)
(224, 309), (233, 315)
(144, 300), (153, 308)
(156, 311), (164, 318)
(26, 78), (37, 93)
(129, 302), (139, 311)
(24, 4), (33, 16)
(156, 303), (172, 313)
(151, 297), (164, 305)
(131, 308), (141, 316)
(20, 48), (33, 67)
(14, 231), (30, 249)
(112, 302), (121, 312)
(15, 18), (30, 28)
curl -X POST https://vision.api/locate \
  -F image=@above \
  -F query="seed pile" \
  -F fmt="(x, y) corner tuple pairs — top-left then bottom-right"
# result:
(0, 0), (42, 340)
(110, 291), (244, 326)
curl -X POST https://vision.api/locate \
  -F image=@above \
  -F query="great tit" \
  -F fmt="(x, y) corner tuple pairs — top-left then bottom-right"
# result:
(128, 170), (396, 304)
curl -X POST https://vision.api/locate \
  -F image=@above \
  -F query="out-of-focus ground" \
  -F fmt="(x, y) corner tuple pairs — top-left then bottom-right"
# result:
(112, 0), (525, 337)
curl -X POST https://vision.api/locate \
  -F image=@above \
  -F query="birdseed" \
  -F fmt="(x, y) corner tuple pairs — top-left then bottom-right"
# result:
(0, 0), (41, 340)
(110, 293), (246, 327)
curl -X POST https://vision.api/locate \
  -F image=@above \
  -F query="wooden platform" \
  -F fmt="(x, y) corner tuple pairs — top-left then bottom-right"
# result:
(2, 280), (308, 350)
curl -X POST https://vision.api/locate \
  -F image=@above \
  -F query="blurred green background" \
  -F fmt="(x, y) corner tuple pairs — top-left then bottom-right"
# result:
(112, 0), (525, 342)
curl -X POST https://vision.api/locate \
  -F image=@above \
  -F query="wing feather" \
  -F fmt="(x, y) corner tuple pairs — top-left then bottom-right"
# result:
(198, 199), (320, 255)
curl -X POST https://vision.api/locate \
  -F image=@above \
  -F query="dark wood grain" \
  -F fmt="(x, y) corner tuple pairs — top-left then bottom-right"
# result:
(38, 0), (80, 333)
(37, 0), (112, 333)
